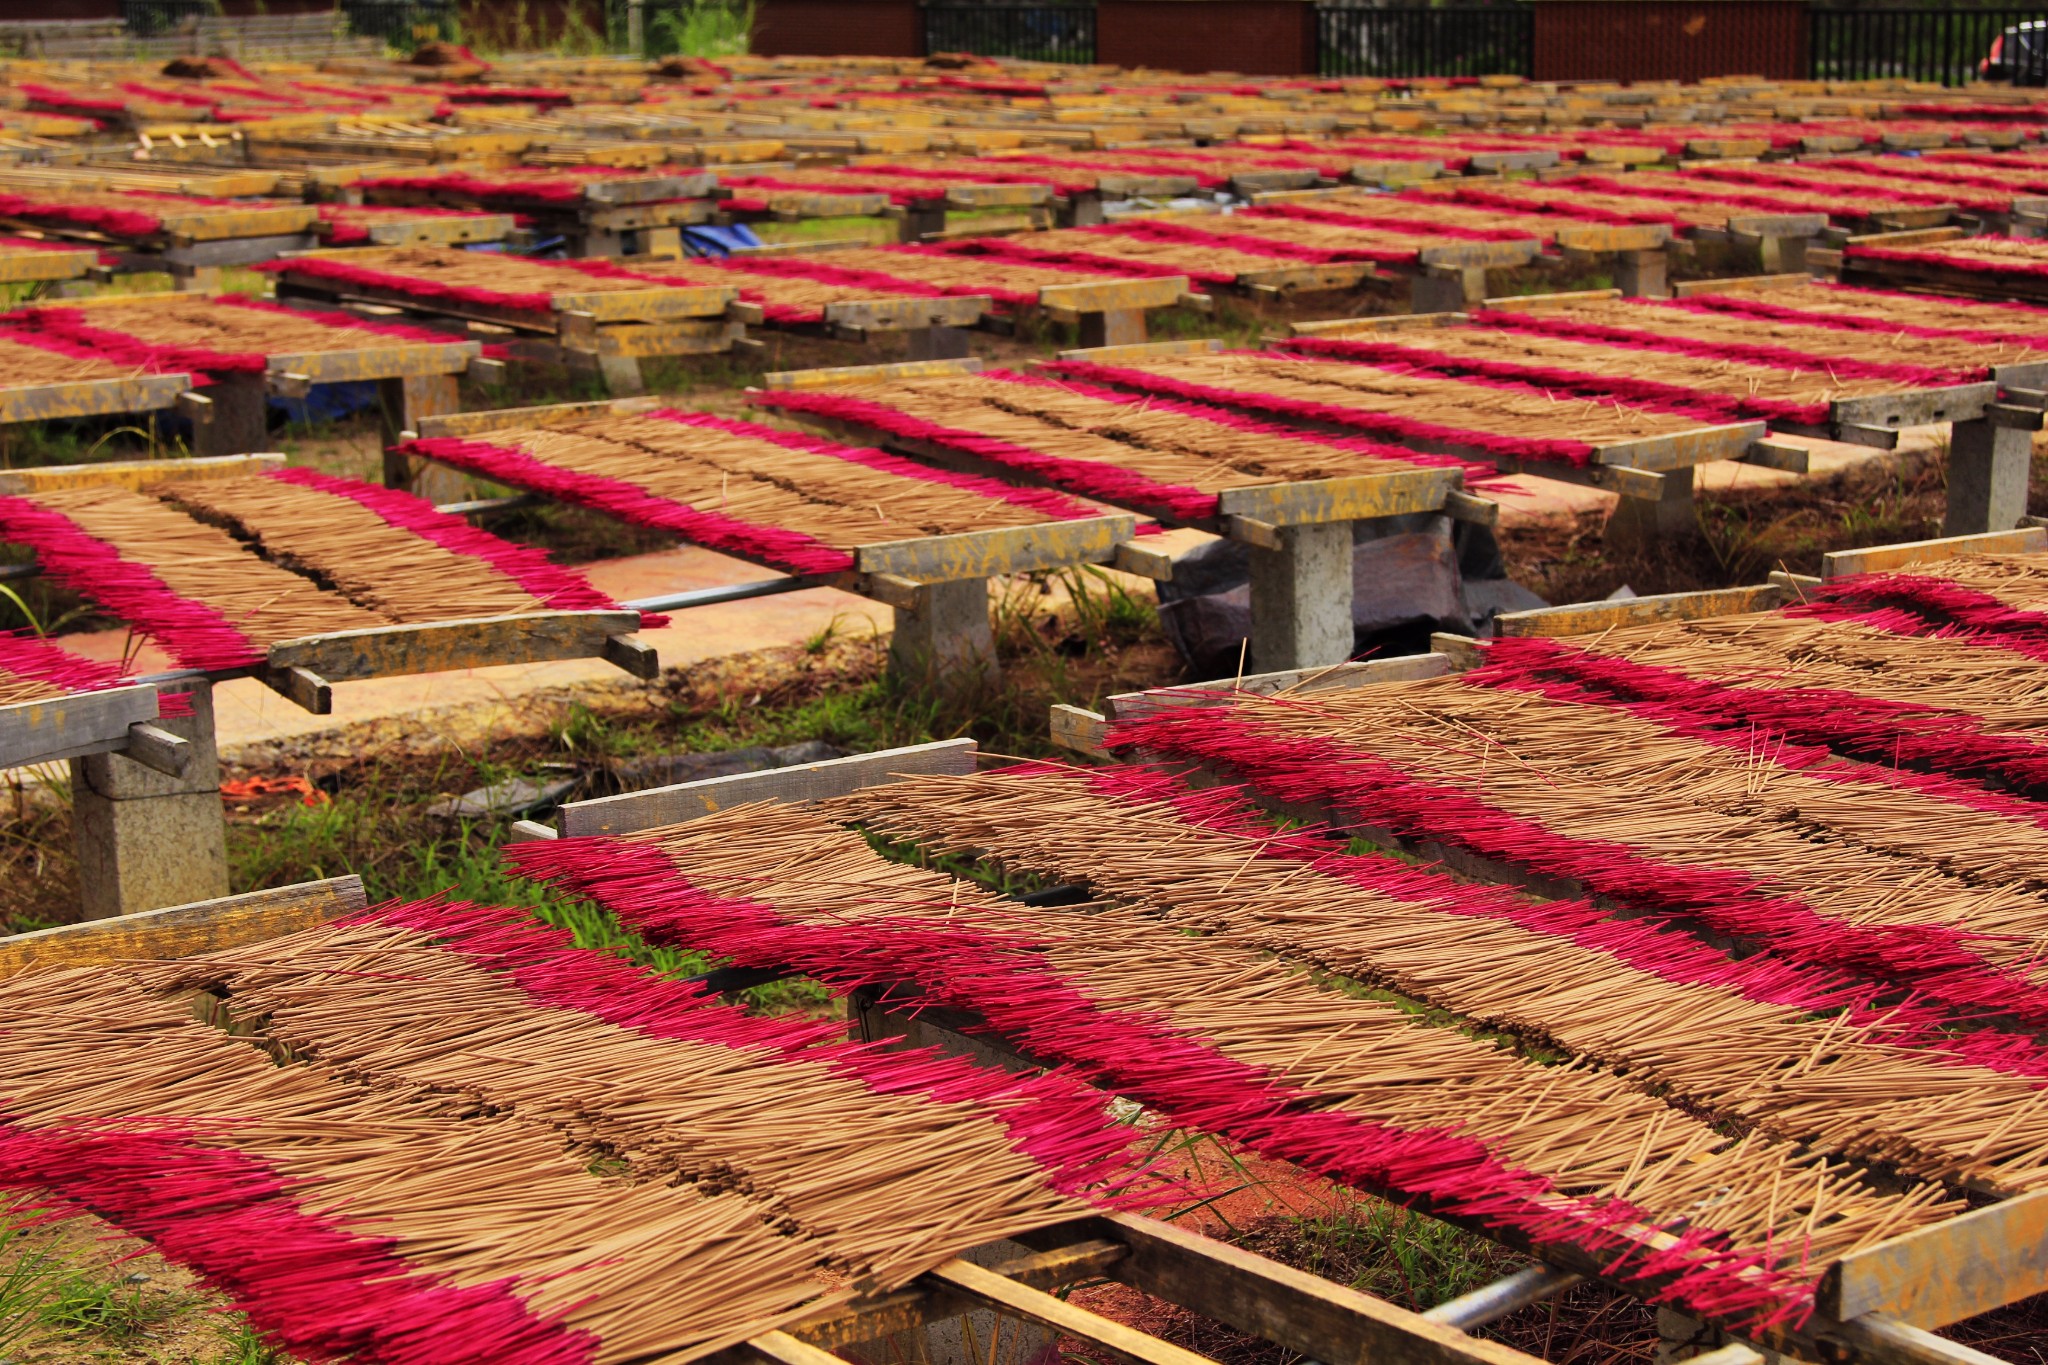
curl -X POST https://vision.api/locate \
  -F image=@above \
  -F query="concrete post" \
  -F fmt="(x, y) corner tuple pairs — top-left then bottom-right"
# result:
(897, 201), (948, 244)
(1944, 417), (2032, 536)
(889, 578), (995, 687)
(906, 325), (972, 361)
(1758, 233), (1808, 274)
(192, 375), (269, 457)
(378, 372), (468, 503)
(1248, 521), (1353, 671)
(71, 680), (227, 920)
(1615, 248), (1670, 298)
(1411, 264), (1487, 314)
(597, 354), (647, 397)
(173, 265), (223, 293)
(1076, 307), (1146, 350)
(640, 225), (685, 260)
(1606, 466), (1696, 549)
(1059, 191), (1105, 227)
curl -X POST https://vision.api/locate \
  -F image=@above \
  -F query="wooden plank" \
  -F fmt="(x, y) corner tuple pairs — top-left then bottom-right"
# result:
(1822, 527), (2048, 580)
(1215, 468), (1458, 527)
(270, 340), (479, 384)
(1107, 654), (1452, 719)
(1819, 1191), (2048, 1329)
(1593, 422), (1767, 470)
(1037, 276), (1190, 314)
(1497, 584), (1791, 637)
(0, 373), (191, 425)
(559, 738), (978, 836)
(822, 295), (990, 332)
(1480, 289), (1623, 310)
(1241, 261), (1379, 293)
(760, 357), (984, 392)
(1671, 273), (1813, 298)
(0, 453), (282, 494)
(1050, 703), (1111, 759)
(1035, 1213), (1545, 1365)
(570, 318), (740, 359)
(923, 1258), (1215, 1365)
(413, 397), (658, 439)
(0, 875), (366, 978)
(1830, 383), (1995, 431)
(1053, 338), (1222, 364)
(0, 243), (96, 283)
(1549, 223), (1672, 254)
(0, 684), (158, 771)
(266, 611), (642, 683)
(1844, 226), (1968, 248)
(1289, 312), (1468, 337)
(547, 284), (734, 323)
(1724, 213), (1831, 237)
(1415, 239), (1542, 269)
(854, 514), (1135, 579)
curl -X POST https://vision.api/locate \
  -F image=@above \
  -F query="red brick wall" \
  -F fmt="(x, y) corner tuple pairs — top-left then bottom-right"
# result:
(752, 0), (921, 56)
(1097, 0), (1317, 76)
(1531, 1), (1806, 82)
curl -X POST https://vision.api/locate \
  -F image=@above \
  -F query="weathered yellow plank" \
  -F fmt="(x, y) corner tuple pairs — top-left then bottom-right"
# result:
(414, 397), (659, 439)
(550, 284), (735, 323)
(0, 243), (95, 284)
(1498, 584), (1792, 637)
(1053, 338), (1223, 364)
(271, 341), (479, 384)
(267, 610), (645, 682)
(761, 356), (985, 391)
(1215, 468), (1460, 528)
(1594, 422), (1768, 471)
(1818, 1190), (2048, 1328)
(1037, 276), (1191, 314)
(0, 876), (366, 979)
(1822, 527), (2048, 579)
(854, 514), (1135, 579)
(0, 452), (282, 494)
(0, 374), (191, 425)
(0, 684), (158, 771)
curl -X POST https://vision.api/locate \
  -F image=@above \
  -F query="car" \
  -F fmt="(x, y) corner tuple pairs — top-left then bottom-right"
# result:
(1983, 20), (2048, 85)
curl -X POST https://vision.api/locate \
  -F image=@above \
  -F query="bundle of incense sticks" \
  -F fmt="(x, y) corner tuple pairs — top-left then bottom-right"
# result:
(1846, 236), (2048, 283)
(1040, 352), (1726, 465)
(257, 246), (716, 318)
(394, 408), (1099, 577)
(845, 762), (2048, 1189)
(1471, 299), (2039, 380)
(1275, 332), (1903, 428)
(0, 331), (162, 388)
(834, 245), (1140, 302)
(1405, 181), (1700, 230)
(0, 188), (260, 239)
(508, 801), (1952, 1330)
(0, 471), (633, 671)
(0, 629), (142, 707)
(355, 167), (669, 208)
(1674, 282), (2048, 348)
(1, 296), (463, 377)
(1803, 553), (2048, 661)
(1247, 197), (1561, 244)
(0, 967), (828, 1364)
(756, 369), (1489, 524)
(715, 166), (1024, 207)
(941, 223), (1301, 285)
(619, 254), (952, 325)
(1555, 173), (1876, 223)
(313, 203), (508, 246)
(1108, 670), (2048, 1024)
(918, 238), (1192, 286)
(1213, 210), (1543, 260)
(1807, 155), (2048, 197)
(1687, 164), (2006, 213)
(153, 899), (1157, 1289)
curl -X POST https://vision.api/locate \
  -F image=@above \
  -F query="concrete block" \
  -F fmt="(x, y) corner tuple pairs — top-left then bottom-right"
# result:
(76, 682), (218, 800)
(72, 787), (230, 920)
(193, 375), (268, 458)
(1758, 234), (1808, 274)
(1944, 417), (2032, 536)
(1249, 520), (1354, 671)
(1077, 307), (1146, 349)
(1616, 248), (1670, 299)
(1606, 465), (1696, 548)
(889, 577), (995, 686)
(907, 325), (972, 361)
(1411, 264), (1486, 313)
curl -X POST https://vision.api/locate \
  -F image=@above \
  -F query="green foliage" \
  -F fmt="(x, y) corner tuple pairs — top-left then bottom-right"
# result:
(38, 1271), (188, 1344)
(0, 1207), (59, 1354)
(646, 0), (754, 58)
(205, 1323), (287, 1365)
(1282, 1201), (1512, 1311)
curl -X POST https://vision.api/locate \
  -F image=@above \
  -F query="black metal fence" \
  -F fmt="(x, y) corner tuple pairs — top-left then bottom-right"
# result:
(1317, 5), (1530, 79)
(120, 0), (220, 37)
(1810, 7), (2048, 86)
(342, 0), (456, 46)
(923, 6), (1095, 63)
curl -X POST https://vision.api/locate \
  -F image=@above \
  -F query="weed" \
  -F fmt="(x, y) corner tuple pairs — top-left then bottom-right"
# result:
(205, 1323), (286, 1365)
(0, 1204), (58, 1354)
(645, 0), (753, 57)
(39, 1271), (182, 1343)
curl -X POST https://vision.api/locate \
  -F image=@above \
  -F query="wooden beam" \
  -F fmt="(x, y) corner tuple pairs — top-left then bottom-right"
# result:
(0, 373), (192, 426)
(1819, 1190), (2048, 1329)
(1288, 312), (1468, 337)
(1214, 468), (1458, 527)
(1830, 384), (1995, 432)
(0, 684), (159, 770)
(1106, 653), (1452, 719)
(922, 1258), (1215, 1365)
(1479, 289), (1623, 311)
(759, 357), (985, 392)
(0, 453), (286, 496)
(1037, 276), (1190, 314)
(1594, 423), (1767, 471)
(558, 738), (979, 836)
(1053, 338), (1223, 364)
(1823, 527), (2048, 579)
(413, 397), (660, 439)
(1049, 703), (1110, 759)
(266, 611), (642, 683)
(853, 515), (1135, 580)
(1497, 585), (1790, 637)
(0, 876), (366, 978)
(1671, 274), (1813, 298)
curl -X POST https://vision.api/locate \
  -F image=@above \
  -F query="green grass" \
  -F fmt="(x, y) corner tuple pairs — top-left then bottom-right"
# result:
(646, 0), (754, 58)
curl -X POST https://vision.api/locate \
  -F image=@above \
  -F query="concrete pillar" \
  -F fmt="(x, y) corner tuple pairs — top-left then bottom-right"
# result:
(71, 681), (227, 920)
(378, 372), (468, 503)
(906, 325), (972, 361)
(577, 229), (625, 258)
(192, 375), (269, 457)
(173, 265), (222, 293)
(1758, 234), (1807, 274)
(1944, 417), (2032, 536)
(1248, 521), (1353, 671)
(1077, 307), (1146, 350)
(597, 353), (646, 397)
(1411, 264), (1487, 314)
(1616, 248), (1670, 299)
(897, 201), (948, 244)
(889, 578), (994, 686)
(640, 225), (684, 260)
(1060, 191), (1105, 227)
(1606, 466), (1696, 548)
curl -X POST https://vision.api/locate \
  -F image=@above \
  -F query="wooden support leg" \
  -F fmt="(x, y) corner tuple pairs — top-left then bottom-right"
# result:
(577, 229), (625, 258)
(1945, 416), (2032, 536)
(192, 375), (268, 457)
(641, 225), (684, 260)
(1410, 264), (1486, 314)
(1606, 466), (1696, 548)
(1060, 191), (1105, 228)
(377, 373), (467, 502)
(1077, 307), (1146, 349)
(897, 200), (948, 244)
(889, 578), (994, 688)
(71, 680), (227, 920)
(1758, 234), (1808, 274)
(1615, 248), (1670, 298)
(597, 353), (647, 397)
(174, 264), (223, 293)
(1248, 521), (1353, 671)
(906, 325), (972, 360)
